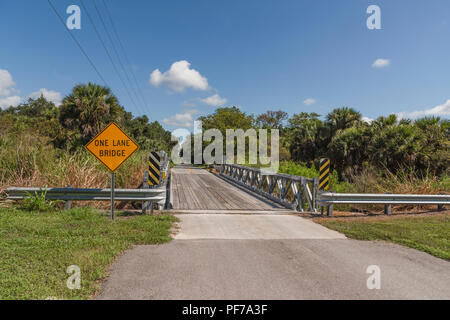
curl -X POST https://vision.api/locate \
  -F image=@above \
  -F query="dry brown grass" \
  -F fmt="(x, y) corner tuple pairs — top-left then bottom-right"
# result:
(350, 166), (449, 195)
(0, 132), (148, 208)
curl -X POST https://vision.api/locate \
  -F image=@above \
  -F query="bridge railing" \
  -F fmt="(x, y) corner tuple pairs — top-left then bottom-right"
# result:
(218, 164), (319, 212)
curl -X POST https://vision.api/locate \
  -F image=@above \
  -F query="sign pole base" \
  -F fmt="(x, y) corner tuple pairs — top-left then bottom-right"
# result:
(111, 173), (115, 220)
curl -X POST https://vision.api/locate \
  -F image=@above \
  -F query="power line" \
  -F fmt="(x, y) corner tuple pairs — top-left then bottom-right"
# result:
(100, 0), (148, 111)
(79, 0), (141, 114)
(100, 0), (149, 111)
(92, 0), (146, 115)
(47, 0), (109, 87)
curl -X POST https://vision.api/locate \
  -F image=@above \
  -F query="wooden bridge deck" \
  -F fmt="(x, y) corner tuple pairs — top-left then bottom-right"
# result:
(171, 167), (291, 213)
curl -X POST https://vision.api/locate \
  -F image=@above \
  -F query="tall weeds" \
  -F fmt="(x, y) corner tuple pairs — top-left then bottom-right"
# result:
(0, 132), (147, 206)
(349, 166), (449, 195)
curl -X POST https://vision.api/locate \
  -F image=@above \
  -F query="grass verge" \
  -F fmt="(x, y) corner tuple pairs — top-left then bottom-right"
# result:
(315, 213), (450, 261)
(0, 207), (177, 300)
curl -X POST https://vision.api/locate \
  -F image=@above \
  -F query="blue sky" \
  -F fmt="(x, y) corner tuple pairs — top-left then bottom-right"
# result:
(1, 0), (449, 130)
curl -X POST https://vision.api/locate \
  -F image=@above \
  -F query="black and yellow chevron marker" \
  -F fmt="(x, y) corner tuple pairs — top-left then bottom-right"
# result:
(319, 158), (330, 191)
(148, 151), (161, 186)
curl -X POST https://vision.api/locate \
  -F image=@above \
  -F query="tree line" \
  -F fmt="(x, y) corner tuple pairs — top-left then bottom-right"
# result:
(0, 82), (175, 152)
(199, 106), (449, 181)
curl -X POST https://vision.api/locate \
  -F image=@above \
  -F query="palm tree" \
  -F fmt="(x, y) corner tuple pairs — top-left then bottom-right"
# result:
(59, 83), (125, 144)
(288, 112), (323, 163)
(326, 107), (361, 134)
(372, 114), (397, 130)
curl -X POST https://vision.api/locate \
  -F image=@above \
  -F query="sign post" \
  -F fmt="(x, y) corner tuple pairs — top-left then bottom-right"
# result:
(110, 173), (115, 220)
(85, 122), (139, 220)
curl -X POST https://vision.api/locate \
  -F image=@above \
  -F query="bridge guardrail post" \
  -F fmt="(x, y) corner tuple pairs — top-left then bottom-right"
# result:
(160, 151), (169, 184)
(313, 177), (319, 212)
(221, 155), (225, 174)
(438, 193), (445, 211)
(327, 204), (333, 216)
(167, 169), (173, 209)
(142, 171), (151, 214)
(299, 177), (305, 212)
(64, 185), (72, 210)
(295, 182), (301, 212)
(384, 193), (392, 214)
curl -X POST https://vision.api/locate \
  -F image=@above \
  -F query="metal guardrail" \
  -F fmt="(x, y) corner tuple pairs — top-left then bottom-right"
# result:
(317, 192), (450, 205)
(318, 192), (449, 215)
(6, 187), (166, 202)
(219, 164), (319, 212)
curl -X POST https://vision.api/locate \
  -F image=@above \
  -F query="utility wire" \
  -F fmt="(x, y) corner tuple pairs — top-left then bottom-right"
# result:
(92, 0), (146, 115)
(79, 0), (142, 114)
(100, 0), (149, 111)
(47, 0), (109, 87)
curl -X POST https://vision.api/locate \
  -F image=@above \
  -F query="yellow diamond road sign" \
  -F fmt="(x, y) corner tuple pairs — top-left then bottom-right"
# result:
(85, 122), (139, 172)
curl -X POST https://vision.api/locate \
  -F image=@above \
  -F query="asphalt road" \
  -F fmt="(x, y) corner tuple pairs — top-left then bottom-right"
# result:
(96, 214), (450, 299)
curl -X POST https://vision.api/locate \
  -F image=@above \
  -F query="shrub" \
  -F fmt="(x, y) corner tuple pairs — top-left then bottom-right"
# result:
(21, 187), (60, 212)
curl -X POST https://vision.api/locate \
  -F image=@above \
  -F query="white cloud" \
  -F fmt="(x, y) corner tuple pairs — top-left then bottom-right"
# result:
(29, 88), (62, 106)
(163, 109), (198, 128)
(182, 100), (197, 107)
(362, 116), (374, 123)
(0, 95), (21, 109)
(0, 69), (21, 109)
(200, 94), (227, 107)
(303, 98), (316, 105)
(0, 69), (16, 96)
(0, 70), (63, 109)
(372, 58), (390, 68)
(149, 60), (209, 92)
(397, 99), (450, 119)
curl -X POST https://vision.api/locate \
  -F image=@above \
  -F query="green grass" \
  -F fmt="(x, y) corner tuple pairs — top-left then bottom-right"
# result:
(316, 214), (450, 261)
(0, 207), (177, 300)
